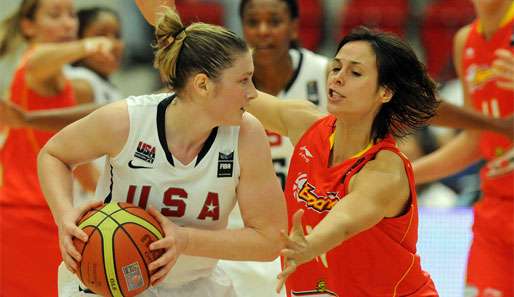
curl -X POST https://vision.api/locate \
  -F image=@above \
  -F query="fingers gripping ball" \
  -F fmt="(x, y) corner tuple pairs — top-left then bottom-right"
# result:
(73, 202), (165, 297)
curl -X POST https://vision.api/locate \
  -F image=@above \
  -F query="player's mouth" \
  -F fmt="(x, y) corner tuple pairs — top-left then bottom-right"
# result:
(328, 88), (346, 102)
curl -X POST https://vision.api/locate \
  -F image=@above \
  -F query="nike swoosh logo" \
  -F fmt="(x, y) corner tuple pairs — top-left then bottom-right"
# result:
(128, 160), (152, 169)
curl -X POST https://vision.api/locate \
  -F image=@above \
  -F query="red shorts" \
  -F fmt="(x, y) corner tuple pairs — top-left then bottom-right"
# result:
(466, 197), (514, 297)
(0, 205), (61, 297)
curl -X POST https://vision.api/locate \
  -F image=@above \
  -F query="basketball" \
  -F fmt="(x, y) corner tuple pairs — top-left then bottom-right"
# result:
(73, 202), (165, 297)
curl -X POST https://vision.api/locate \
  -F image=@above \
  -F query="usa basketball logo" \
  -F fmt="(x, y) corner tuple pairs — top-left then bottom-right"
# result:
(134, 141), (156, 163)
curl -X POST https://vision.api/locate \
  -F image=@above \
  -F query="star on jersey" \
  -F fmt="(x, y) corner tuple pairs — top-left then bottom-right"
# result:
(206, 202), (217, 212)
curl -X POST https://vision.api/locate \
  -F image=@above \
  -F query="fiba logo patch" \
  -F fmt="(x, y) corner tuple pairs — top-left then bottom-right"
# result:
(217, 151), (234, 177)
(122, 262), (144, 291)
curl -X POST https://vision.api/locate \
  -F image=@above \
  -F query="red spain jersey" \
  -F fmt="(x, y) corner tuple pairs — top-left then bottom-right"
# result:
(0, 50), (75, 207)
(283, 115), (437, 297)
(462, 13), (514, 199)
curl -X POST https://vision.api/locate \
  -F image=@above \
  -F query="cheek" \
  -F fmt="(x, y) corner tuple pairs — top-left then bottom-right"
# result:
(242, 28), (258, 45)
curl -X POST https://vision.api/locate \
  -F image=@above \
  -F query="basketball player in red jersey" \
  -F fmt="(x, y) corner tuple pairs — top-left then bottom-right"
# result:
(245, 26), (440, 296)
(0, 0), (114, 296)
(414, 1), (513, 296)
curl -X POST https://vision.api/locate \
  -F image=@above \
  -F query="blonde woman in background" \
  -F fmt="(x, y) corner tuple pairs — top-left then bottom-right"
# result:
(0, 0), (114, 295)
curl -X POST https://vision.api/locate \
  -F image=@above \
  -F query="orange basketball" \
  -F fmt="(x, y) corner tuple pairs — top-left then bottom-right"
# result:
(73, 202), (165, 297)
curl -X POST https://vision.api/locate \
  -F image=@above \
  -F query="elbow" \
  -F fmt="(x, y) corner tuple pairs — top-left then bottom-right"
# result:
(264, 228), (286, 261)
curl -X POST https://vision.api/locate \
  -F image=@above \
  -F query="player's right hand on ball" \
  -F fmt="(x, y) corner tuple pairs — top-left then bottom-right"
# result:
(57, 200), (103, 274)
(147, 207), (188, 286)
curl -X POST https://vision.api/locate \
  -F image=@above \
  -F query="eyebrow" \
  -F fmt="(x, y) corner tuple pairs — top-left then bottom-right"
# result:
(330, 58), (363, 65)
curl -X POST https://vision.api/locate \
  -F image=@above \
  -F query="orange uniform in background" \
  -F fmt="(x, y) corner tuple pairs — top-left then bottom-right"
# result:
(461, 10), (514, 297)
(283, 116), (438, 296)
(0, 51), (75, 297)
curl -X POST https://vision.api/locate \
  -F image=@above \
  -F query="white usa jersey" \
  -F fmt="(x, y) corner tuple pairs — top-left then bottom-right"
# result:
(271, 48), (328, 188)
(95, 93), (240, 288)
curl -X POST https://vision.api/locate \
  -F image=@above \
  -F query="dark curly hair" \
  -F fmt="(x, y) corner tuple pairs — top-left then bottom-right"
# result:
(336, 27), (439, 141)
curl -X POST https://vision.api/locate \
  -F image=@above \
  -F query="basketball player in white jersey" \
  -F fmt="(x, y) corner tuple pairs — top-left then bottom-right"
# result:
(240, 0), (328, 190)
(38, 6), (286, 297)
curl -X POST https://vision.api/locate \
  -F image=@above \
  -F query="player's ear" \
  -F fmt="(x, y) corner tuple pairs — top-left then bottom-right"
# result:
(192, 73), (210, 96)
(380, 86), (393, 103)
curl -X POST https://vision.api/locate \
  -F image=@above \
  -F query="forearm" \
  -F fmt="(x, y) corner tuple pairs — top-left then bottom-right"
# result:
(38, 148), (75, 224)
(73, 163), (99, 193)
(432, 100), (499, 131)
(413, 131), (481, 184)
(27, 41), (88, 82)
(180, 225), (282, 261)
(23, 103), (101, 131)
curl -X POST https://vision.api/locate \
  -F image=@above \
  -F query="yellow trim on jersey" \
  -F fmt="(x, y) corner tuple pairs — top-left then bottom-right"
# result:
(329, 132), (373, 158)
(477, 1), (514, 34)
(392, 254), (416, 297)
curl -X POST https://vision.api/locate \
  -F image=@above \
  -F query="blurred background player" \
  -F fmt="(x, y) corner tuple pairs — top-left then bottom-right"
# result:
(0, 0), (114, 295)
(64, 7), (124, 206)
(240, 0), (328, 189)
(414, 1), (514, 296)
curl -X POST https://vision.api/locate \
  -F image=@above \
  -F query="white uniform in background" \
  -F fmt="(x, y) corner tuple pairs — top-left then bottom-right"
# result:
(219, 48), (329, 297)
(58, 94), (240, 297)
(65, 66), (122, 105)
(64, 66), (122, 206)
(271, 47), (328, 188)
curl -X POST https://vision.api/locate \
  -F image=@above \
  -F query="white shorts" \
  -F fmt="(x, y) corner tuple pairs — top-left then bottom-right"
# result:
(58, 262), (237, 297)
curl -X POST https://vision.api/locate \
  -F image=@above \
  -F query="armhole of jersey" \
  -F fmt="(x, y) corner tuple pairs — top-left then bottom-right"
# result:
(110, 97), (136, 163)
(340, 144), (416, 209)
(234, 126), (241, 178)
(293, 115), (333, 155)
(379, 146), (418, 216)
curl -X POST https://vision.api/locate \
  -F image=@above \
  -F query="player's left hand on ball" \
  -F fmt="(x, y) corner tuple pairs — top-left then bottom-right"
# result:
(147, 207), (186, 286)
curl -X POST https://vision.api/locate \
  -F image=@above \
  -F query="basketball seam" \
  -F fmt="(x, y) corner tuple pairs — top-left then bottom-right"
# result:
(109, 218), (154, 292)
